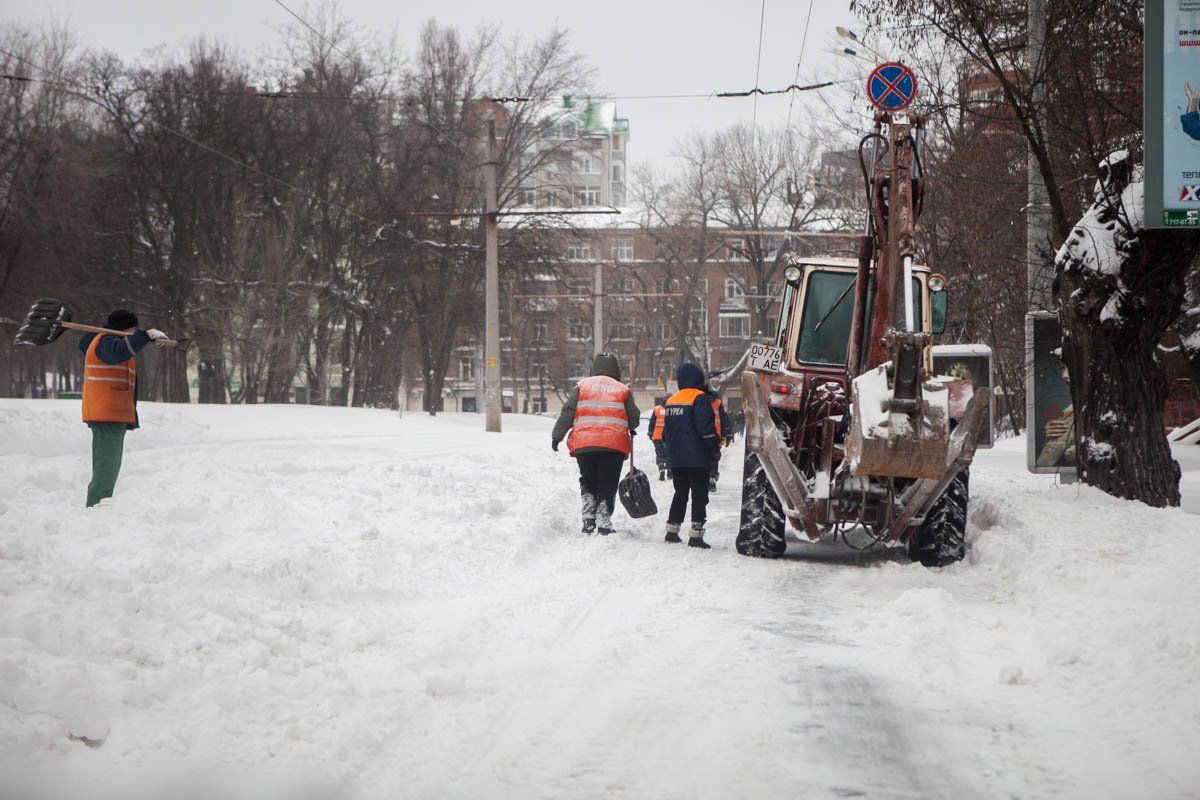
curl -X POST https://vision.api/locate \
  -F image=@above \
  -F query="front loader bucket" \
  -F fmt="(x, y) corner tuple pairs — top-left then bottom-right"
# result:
(845, 365), (951, 481)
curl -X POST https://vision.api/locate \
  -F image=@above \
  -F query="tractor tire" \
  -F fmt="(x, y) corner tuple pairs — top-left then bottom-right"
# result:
(736, 453), (787, 558)
(908, 469), (969, 567)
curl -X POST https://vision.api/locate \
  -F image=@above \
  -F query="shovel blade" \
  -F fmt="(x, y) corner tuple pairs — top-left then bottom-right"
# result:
(13, 298), (71, 347)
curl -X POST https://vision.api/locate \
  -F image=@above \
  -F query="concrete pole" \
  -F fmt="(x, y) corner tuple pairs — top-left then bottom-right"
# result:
(484, 119), (502, 432)
(1027, 0), (1052, 311)
(593, 261), (604, 357)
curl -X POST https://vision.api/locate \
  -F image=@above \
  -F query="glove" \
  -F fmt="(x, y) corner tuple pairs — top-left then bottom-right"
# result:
(551, 439), (560, 452)
(146, 329), (169, 342)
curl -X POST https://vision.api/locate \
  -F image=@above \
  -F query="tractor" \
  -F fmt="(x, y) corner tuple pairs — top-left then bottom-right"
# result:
(736, 111), (991, 565)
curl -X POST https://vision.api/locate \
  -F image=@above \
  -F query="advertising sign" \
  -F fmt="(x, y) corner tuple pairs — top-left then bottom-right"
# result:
(932, 344), (994, 449)
(1147, 0), (1200, 227)
(1026, 312), (1077, 475)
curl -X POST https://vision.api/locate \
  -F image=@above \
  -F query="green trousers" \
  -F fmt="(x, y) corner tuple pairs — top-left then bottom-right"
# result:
(87, 423), (127, 508)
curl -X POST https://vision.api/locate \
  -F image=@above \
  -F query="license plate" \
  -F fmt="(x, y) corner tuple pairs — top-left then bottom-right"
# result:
(747, 343), (784, 373)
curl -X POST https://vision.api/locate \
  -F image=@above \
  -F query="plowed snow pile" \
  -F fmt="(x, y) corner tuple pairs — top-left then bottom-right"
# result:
(1, 400), (1197, 800)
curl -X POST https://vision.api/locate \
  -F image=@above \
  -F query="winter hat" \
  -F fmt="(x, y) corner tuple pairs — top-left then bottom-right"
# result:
(676, 362), (706, 389)
(591, 352), (621, 381)
(106, 309), (138, 330)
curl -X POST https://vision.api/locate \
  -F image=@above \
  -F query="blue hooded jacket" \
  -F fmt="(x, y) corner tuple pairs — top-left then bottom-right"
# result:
(662, 363), (718, 469)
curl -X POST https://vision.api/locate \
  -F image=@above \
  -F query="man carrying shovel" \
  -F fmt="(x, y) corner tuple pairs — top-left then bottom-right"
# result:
(79, 309), (170, 507)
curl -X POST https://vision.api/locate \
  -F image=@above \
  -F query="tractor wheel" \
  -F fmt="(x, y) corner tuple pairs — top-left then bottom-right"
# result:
(908, 469), (969, 567)
(736, 453), (787, 558)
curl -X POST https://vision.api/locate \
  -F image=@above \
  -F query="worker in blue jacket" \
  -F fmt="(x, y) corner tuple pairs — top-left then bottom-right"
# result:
(661, 363), (719, 549)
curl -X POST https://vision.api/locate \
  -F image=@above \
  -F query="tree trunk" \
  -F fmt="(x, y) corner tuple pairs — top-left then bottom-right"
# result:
(1057, 220), (1198, 506)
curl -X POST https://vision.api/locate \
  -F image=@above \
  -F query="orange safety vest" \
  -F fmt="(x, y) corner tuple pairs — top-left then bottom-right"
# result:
(82, 336), (136, 424)
(567, 375), (632, 455)
(652, 405), (666, 441)
(665, 388), (722, 437)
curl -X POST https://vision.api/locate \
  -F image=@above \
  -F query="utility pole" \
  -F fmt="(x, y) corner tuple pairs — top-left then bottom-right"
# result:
(1027, 0), (1052, 311)
(484, 119), (502, 432)
(592, 262), (604, 357)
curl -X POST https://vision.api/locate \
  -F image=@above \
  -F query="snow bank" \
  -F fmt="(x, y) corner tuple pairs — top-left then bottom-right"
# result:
(823, 439), (1200, 799)
(1, 400), (1198, 799)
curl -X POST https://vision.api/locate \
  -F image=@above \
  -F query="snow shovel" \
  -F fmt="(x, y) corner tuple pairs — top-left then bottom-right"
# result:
(12, 298), (190, 351)
(618, 435), (658, 519)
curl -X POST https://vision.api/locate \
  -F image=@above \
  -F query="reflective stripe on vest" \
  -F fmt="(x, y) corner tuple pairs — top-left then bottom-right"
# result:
(567, 375), (632, 455)
(82, 336), (136, 424)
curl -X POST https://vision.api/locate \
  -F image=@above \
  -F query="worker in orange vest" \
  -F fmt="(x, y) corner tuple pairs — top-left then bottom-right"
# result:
(661, 363), (720, 549)
(551, 353), (641, 534)
(79, 309), (170, 507)
(649, 396), (669, 481)
(705, 383), (734, 493)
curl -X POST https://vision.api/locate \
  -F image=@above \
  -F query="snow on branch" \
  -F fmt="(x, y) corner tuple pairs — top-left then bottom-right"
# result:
(1054, 150), (1144, 324)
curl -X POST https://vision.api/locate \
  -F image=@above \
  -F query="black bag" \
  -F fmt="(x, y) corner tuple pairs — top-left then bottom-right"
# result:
(618, 439), (658, 519)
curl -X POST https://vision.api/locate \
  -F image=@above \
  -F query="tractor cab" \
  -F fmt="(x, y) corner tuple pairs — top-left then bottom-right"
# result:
(776, 258), (947, 376)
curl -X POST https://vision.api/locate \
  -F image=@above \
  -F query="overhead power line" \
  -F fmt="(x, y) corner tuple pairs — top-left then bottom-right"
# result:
(271, 0), (354, 63)
(0, 45), (379, 228)
(786, 0), (817, 131)
(751, 0), (768, 129)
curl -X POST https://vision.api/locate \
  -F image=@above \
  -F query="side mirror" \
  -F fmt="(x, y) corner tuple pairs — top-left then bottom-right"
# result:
(931, 289), (948, 334)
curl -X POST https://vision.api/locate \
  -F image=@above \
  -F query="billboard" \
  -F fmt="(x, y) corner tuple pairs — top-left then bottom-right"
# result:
(1147, 0), (1200, 227)
(932, 344), (994, 449)
(1026, 312), (1077, 474)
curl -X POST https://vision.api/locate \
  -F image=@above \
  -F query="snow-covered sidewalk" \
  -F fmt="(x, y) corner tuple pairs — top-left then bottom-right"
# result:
(1, 400), (1197, 799)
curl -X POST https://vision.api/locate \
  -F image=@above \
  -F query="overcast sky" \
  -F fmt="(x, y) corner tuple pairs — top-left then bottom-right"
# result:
(9, 0), (874, 170)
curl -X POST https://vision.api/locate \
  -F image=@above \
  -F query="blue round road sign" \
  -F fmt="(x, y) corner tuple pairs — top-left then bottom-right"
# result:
(867, 62), (917, 111)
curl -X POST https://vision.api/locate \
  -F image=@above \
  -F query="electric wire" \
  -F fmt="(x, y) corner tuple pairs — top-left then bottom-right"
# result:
(785, 0), (817, 131)
(751, 0), (767, 129)
(271, 0), (354, 63)
(0, 45), (380, 228)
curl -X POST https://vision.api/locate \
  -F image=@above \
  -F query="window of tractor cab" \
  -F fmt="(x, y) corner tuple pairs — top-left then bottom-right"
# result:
(794, 270), (923, 366)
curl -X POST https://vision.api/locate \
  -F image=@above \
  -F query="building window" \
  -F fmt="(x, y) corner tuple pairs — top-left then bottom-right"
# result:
(459, 357), (475, 380)
(621, 276), (636, 292)
(612, 163), (623, 183)
(612, 135), (621, 149)
(519, 188), (538, 206)
(657, 321), (672, 340)
(569, 357), (589, 379)
(574, 154), (600, 174)
(568, 317), (589, 341)
(572, 185), (601, 206)
(567, 279), (590, 296)
(531, 361), (550, 380)
(725, 277), (746, 300)
(608, 320), (635, 341)
(767, 280), (783, 297)
(719, 313), (751, 339)
(567, 243), (591, 260)
(561, 120), (577, 139)
(611, 238), (634, 261)
(727, 238), (747, 261)
(533, 319), (548, 341)
(530, 397), (548, 413)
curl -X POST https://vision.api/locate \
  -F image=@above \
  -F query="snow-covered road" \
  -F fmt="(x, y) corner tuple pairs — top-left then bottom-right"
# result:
(1, 401), (1198, 800)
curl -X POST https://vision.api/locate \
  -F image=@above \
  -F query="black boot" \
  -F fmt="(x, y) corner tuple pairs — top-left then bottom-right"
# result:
(582, 519), (596, 534)
(688, 525), (711, 549)
(658, 468), (666, 481)
(597, 526), (615, 535)
(708, 477), (718, 492)
(664, 522), (682, 544)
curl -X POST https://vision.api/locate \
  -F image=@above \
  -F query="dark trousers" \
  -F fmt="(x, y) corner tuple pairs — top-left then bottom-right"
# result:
(668, 467), (710, 526)
(709, 447), (721, 480)
(577, 450), (625, 524)
(652, 440), (668, 469)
